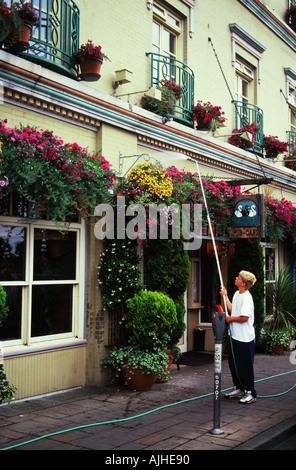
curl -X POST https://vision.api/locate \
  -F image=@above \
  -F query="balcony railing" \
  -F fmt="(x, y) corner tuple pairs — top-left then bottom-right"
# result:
(287, 131), (296, 152)
(5, 0), (80, 78)
(233, 101), (264, 155)
(146, 52), (194, 126)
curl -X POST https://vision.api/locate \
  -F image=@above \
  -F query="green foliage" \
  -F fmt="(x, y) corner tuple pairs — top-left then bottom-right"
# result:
(228, 238), (265, 335)
(124, 290), (178, 350)
(144, 238), (190, 347)
(266, 266), (296, 330)
(140, 83), (177, 117)
(0, 364), (17, 403)
(101, 344), (168, 382)
(98, 239), (143, 311)
(0, 284), (8, 321)
(260, 327), (294, 353)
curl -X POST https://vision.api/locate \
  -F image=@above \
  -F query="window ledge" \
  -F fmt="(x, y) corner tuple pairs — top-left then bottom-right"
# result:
(2, 339), (87, 359)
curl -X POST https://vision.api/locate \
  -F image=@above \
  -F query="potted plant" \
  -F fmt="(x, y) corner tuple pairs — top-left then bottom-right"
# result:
(101, 344), (168, 390)
(264, 328), (293, 355)
(263, 135), (289, 159)
(285, 5), (296, 32)
(2, 2), (40, 51)
(266, 266), (296, 330)
(0, 1), (22, 47)
(102, 291), (178, 389)
(124, 290), (178, 351)
(191, 100), (226, 131)
(74, 40), (110, 81)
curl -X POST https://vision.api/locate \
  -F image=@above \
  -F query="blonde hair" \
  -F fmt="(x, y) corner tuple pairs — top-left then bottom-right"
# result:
(239, 270), (256, 289)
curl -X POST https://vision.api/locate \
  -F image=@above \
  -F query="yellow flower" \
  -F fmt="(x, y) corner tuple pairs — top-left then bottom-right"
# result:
(127, 163), (173, 198)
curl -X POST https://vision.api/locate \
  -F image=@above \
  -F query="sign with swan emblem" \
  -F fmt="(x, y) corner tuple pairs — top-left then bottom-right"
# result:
(231, 195), (265, 238)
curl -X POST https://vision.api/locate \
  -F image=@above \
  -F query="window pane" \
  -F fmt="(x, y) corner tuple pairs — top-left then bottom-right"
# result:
(0, 286), (22, 340)
(0, 225), (26, 281)
(153, 22), (160, 46)
(31, 284), (73, 337)
(265, 248), (275, 280)
(34, 229), (76, 280)
(163, 29), (176, 55)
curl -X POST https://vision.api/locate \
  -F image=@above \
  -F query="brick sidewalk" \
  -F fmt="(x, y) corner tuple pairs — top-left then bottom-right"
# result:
(0, 353), (295, 451)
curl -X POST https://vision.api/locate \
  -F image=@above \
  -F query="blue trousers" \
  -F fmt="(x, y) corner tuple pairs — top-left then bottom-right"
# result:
(228, 337), (256, 397)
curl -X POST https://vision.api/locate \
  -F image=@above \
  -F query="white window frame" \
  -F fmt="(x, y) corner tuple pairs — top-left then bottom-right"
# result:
(262, 242), (278, 317)
(0, 216), (86, 350)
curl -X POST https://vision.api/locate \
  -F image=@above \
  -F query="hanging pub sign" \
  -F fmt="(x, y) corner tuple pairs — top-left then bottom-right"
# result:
(231, 194), (265, 239)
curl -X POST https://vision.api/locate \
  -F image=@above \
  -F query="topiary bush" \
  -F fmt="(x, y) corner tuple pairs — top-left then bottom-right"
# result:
(124, 290), (178, 350)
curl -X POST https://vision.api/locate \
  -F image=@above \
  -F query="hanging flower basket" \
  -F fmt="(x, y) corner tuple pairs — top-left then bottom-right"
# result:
(74, 40), (109, 82)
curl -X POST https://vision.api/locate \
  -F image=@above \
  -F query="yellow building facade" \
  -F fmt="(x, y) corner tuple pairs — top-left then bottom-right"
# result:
(0, 0), (296, 399)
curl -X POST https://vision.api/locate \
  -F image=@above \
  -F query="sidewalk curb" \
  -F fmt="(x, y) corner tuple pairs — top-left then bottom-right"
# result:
(233, 414), (296, 450)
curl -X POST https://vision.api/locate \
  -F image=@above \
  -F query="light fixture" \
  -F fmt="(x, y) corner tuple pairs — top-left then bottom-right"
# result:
(112, 69), (133, 89)
(146, 1), (153, 10)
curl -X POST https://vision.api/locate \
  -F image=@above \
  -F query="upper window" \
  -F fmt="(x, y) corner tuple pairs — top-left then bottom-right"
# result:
(152, 2), (182, 61)
(235, 57), (256, 104)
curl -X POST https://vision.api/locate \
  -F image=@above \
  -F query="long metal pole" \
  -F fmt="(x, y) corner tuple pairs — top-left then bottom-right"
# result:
(193, 160), (228, 314)
(190, 159), (227, 435)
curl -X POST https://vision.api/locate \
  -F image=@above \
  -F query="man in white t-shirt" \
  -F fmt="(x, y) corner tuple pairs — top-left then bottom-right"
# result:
(220, 270), (257, 404)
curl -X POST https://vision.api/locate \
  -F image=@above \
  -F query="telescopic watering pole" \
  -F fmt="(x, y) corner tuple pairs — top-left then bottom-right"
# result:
(188, 158), (228, 435)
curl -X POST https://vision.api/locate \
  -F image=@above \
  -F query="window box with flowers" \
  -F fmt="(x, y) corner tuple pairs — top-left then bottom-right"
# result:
(74, 40), (110, 81)
(140, 80), (183, 120)
(191, 100), (226, 132)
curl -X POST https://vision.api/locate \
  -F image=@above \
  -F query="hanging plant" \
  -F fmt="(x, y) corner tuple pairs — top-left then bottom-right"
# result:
(264, 195), (296, 243)
(192, 100), (226, 131)
(263, 135), (289, 159)
(0, 120), (116, 228)
(228, 122), (260, 149)
(285, 5), (296, 31)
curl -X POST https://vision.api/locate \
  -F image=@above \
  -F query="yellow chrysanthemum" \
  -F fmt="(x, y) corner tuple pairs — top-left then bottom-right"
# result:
(127, 163), (173, 198)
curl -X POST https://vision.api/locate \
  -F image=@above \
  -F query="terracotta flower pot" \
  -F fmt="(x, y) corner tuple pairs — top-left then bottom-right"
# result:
(122, 360), (156, 391)
(7, 22), (33, 51)
(79, 58), (102, 82)
(271, 344), (283, 355)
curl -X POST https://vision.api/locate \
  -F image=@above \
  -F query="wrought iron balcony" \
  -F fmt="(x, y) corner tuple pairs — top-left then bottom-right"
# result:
(233, 100), (264, 155)
(146, 52), (194, 126)
(5, 0), (80, 78)
(287, 131), (296, 152)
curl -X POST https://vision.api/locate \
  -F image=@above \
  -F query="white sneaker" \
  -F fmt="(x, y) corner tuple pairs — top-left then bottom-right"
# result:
(239, 391), (257, 404)
(224, 387), (244, 399)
